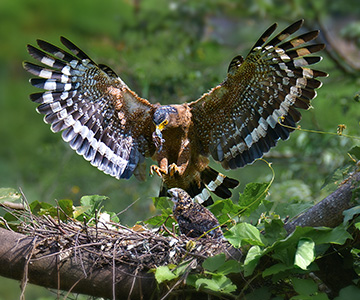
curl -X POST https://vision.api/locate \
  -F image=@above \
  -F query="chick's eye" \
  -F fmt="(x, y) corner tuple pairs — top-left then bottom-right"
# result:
(162, 119), (169, 126)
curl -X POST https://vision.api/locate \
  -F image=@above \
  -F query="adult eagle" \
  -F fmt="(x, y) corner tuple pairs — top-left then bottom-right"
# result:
(23, 20), (327, 205)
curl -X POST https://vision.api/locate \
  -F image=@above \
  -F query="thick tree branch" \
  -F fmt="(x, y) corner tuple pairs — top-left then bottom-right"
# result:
(284, 171), (360, 233)
(0, 228), (156, 299)
(283, 171), (360, 297)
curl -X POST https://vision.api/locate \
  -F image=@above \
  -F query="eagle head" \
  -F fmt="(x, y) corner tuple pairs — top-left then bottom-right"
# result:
(152, 106), (178, 151)
(153, 105), (178, 131)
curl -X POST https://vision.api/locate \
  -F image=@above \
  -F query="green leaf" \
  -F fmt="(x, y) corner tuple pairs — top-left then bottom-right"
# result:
(186, 274), (197, 287)
(263, 218), (287, 246)
(238, 182), (269, 216)
(195, 274), (236, 294)
(210, 199), (241, 224)
(2, 212), (20, 229)
(292, 277), (318, 296)
(262, 263), (292, 277)
(80, 194), (108, 206)
(349, 146), (360, 161)
(37, 199), (74, 220)
(80, 195), (108, 217)
(271, 247), (297, 266)
(155, 266), (177, 283)
(294, 238), (315, 270)
(210, 199), (241, 222)
(343, 206), (360, 225)
(310, 224), (352, 245)
(73, 205), (91, 219)
(245, 287), (271, 300)
(202, 254), (241, 275)
(152, 196), (172, 211)
(334, 285), (360, 300)
(291, 293), (329, 300)
(321, 164), (353, 191)
(108, 211), (120, 223)
(225, 223), (264, 248)
(0, 188), (21, 203)
(202, 253), (226, 272)
(145, 215), (166, 226)
(58, 199), (74, 217)
(244, 245), (263, 276)
(29, 200), (53, 215)
(173, 260), (192, 277)
(216, 260), (242, 276)
(354, 222), (360, 231)
(145, 213), (174, 228)
(268, 225), (351, 255)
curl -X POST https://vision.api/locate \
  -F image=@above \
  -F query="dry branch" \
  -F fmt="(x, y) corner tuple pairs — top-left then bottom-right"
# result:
(0, 227), (156, 299)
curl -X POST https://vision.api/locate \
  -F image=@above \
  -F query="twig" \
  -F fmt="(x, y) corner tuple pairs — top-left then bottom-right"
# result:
(112, 241), (117, 300)
(160, 277), (183, 300)
(128, 266), (140, 300)
(116, 198), (140, 216)
(161, 223), (180, 240)
(0, 201), (25, 210)
(62, 277), (83, 300)
(0, 216), (13, 231)
(19, 187), (34, 224)
(20, 236), (37, 300)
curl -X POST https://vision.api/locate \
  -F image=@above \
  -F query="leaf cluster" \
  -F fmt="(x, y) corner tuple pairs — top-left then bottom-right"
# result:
(150, 155), (360, 299)
(0, 193), (119, 230)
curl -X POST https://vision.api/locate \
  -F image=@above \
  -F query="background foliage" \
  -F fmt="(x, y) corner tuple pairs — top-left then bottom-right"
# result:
(0, 0), (359, 298)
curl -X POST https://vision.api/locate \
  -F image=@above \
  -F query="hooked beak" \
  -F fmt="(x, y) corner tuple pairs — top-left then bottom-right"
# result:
(155, 119), (168, 134)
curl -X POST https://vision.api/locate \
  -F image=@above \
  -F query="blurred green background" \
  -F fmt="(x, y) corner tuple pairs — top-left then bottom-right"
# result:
(0, 0), (359, 298)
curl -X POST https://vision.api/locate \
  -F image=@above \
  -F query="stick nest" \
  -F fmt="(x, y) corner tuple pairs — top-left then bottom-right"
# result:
(3, 204), (241, 274)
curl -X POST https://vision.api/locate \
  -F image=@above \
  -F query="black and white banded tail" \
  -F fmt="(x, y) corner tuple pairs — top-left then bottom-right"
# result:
(195, 167), (239, 206)
(159, 166), (238, 206)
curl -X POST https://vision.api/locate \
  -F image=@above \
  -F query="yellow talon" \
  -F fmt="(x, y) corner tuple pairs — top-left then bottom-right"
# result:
(168, 163), (179, 177)
(150, 165), (167, 177)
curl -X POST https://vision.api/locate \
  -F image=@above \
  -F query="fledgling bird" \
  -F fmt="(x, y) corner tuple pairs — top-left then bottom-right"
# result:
(168, 188), (223, 239)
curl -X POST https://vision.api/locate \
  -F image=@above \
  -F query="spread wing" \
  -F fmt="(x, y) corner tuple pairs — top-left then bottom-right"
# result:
(24, 37), (156, 180)
(189, 19), (327, 169)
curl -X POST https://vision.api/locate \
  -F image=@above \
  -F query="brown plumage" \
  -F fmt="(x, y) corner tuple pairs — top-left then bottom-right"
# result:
(23, 20), (327, 205)
(168, 188), (223, 239)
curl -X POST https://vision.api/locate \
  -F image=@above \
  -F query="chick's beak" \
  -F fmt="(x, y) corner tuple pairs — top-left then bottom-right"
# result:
(167, 189), (178, 202)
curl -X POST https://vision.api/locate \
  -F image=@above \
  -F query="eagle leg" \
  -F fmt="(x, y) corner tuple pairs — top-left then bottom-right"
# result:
(150, 163), (181, 177)
(168, 163), (180, 177)
(150, 164), (167, 177)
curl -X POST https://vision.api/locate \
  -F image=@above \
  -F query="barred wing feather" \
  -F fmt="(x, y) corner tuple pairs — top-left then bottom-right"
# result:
(23, 37), (155, 180)
(190, 19), (327, 170)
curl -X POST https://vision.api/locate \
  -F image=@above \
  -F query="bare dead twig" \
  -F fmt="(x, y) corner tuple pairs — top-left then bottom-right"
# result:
(20, 236), (37, 300)
(128, 266), (140, 300)
(116, 198), (140, 217)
